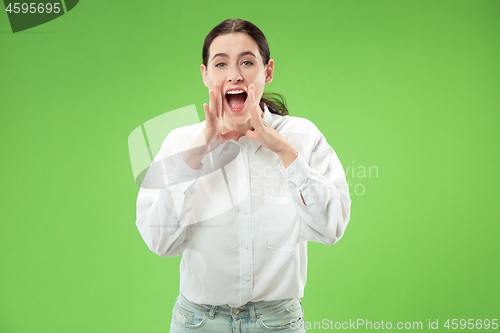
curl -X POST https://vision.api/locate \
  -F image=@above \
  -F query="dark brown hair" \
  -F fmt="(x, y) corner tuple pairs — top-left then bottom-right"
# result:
(202, 19), (288, 116)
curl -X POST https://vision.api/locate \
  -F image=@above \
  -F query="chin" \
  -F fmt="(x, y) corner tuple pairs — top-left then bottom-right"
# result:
(224, 106), (251, 126)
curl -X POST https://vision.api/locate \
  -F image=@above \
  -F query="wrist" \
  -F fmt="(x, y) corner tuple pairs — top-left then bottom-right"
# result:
(277, 144), (298, 169)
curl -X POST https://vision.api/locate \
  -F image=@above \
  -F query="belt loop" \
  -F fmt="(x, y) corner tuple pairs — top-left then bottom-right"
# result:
(208, 305), (217, 320)
(249, 302), (256, 323)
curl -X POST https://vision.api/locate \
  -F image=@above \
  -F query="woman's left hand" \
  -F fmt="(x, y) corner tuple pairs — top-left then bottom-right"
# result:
(245, 84), (298, 168)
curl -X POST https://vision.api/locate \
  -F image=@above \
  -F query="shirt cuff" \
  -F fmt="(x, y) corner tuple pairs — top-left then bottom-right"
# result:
(278, 151), (311, 189)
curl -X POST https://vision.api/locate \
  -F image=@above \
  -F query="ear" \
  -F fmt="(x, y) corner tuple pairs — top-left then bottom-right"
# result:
(265, 59), (274, 84)
(201, 64), (208, 87)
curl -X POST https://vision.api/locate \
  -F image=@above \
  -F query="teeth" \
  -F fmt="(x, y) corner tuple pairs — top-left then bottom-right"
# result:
(226, 90), (245, 94)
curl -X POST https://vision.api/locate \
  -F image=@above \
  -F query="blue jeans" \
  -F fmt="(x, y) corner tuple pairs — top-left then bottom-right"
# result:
(170, 293), (306, 332)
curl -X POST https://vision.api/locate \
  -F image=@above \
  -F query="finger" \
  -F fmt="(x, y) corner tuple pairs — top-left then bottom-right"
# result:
(245, 128), (257, 141)
(212, 84), (218, 118)
(249, 85), (264, 131)
(203, 103), (211, 124)
(217, 83), (223, 118)
(213, 83), (221, 118)
(210, 89), (219, 122)
(209, 89), (214, 118)
(248, 83), (255, 105)
(221, 130), (238, 142)
(247, 84), (258, 130)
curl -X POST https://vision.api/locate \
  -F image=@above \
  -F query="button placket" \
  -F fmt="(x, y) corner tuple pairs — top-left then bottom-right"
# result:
(238, 146), (253, 302)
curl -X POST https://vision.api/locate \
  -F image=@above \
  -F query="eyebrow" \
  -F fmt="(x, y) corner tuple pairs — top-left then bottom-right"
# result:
(211, 51), (257, 62)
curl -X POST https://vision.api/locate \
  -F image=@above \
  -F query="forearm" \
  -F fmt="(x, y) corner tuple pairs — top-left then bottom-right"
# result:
(281, 150), (351, 245)
(136, 188), (186, 256)
(277, 142), (298, 169)
(136, 143), (203, 256)
(183, 131), (209, 170)
(295, 174), (350, 245)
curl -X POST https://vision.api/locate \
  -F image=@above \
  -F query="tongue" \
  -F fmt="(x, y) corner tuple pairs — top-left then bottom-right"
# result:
(227, 93), (246, 109)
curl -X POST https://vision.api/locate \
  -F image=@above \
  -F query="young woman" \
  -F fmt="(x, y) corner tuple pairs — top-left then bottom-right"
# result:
(135, 19), (351, 332)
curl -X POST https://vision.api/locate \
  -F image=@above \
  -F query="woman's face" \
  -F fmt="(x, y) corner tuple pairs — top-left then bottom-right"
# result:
(201, 32), (274, 131)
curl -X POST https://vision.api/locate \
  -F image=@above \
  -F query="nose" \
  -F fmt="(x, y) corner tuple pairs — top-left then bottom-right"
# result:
(227, 66), (243, 83)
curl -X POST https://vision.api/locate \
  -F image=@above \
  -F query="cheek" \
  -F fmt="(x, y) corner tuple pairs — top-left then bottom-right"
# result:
(251, 73), (267, 91)
(254, 85), (266, 101)
(206, 71), (225, 86)
(249, 70), (266, 83)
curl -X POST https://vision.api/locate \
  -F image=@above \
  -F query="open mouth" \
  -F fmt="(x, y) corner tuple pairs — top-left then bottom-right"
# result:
(225, 89), (248, 112)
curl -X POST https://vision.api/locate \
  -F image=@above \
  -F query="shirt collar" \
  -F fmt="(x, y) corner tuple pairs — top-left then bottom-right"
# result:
(246, 104), (274, 153)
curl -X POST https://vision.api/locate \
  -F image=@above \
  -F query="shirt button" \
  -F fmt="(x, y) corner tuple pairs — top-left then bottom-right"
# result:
(244, 245), (249, 250)
(243, 211), (249, 215)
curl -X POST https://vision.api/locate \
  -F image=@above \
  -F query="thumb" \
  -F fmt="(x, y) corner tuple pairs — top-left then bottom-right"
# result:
(221, 130), (239, 142)
(245, 129), (258, 141)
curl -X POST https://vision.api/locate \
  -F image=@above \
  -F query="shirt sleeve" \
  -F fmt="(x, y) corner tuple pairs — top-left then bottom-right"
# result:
(135, 131), (204, 257)
(278, 142), (351, 245)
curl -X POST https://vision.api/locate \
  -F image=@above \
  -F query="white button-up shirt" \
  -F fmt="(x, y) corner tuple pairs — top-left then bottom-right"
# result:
(135, 105), (351, 307)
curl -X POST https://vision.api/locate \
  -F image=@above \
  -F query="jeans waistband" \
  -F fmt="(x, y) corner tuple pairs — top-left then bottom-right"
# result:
(176, 293), (300, 321)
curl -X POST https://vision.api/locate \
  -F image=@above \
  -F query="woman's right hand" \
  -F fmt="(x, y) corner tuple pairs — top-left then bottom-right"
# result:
(183, 83), (238, 170)
(203, 83), (238, 145)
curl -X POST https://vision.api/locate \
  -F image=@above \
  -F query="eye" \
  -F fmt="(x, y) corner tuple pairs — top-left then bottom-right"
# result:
(242, 60), (253, 66)
(215, 62), (226, 68)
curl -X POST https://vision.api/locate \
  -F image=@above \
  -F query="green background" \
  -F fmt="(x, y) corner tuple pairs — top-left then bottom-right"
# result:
(1, 1), (499, 332)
